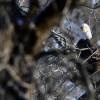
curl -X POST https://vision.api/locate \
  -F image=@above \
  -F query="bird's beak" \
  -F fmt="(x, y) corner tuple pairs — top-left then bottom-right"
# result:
(81, 26), (87, 32)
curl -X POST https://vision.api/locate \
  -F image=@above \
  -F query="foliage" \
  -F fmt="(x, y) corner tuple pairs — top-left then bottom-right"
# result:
(0, 0), (100, 100)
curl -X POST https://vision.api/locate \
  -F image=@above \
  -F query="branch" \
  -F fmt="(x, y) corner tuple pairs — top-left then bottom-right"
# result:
(82, 49), (99, 64)
(0, 64), (33, 89)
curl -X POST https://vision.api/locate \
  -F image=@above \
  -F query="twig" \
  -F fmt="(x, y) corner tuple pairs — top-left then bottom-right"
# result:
(89, 68), (100, 78)
(82, 49), (99, 64)
(0, 64), (33, 89)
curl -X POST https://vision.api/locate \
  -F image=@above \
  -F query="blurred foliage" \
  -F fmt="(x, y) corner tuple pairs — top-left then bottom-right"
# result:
(0, 0), (100, 100)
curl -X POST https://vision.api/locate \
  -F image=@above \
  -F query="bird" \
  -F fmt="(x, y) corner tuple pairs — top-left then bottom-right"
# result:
(77, 23), (100, 74)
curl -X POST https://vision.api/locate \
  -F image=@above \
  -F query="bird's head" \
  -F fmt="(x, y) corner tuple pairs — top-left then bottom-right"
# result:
(80, 23), (92, 40)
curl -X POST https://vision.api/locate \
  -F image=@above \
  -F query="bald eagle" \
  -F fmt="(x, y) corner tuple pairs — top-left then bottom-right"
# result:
(77, 23), (100, 74)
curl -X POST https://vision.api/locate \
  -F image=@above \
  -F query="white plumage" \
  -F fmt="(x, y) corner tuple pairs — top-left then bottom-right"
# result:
(80, 23), (92, 40)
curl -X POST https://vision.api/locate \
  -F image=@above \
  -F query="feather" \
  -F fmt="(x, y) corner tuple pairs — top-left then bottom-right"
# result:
(77, 23), (100, 74)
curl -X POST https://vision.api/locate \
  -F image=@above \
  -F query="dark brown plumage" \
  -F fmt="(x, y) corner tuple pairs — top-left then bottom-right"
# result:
(77, 39), (98, 59)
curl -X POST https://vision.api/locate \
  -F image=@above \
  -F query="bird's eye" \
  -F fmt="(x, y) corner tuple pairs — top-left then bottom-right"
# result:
(80, 27), (83, 31)
(80, 27), (82, 29)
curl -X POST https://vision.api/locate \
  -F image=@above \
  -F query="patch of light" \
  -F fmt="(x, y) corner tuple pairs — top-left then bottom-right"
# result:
(55, 44), (59, 49)
(47, 97), (55, 100)
(17, 0), (30, 12)
(70, 22), (82, 44)
(92, 0), (99, 7)
(22, 7), (29, 12)
(62, 19), (71, 32)
(44, 47), (50, 52)
(61, 67), (67, 72)
(65, 96), (77, 100)
(92, 0), (96, 4)
(97, 40), (100, 46)
(17, 18), (23, 26)
(66, 82), (75, 91)
(77, 86), (85, 97)
(64, 85), (85, 100)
